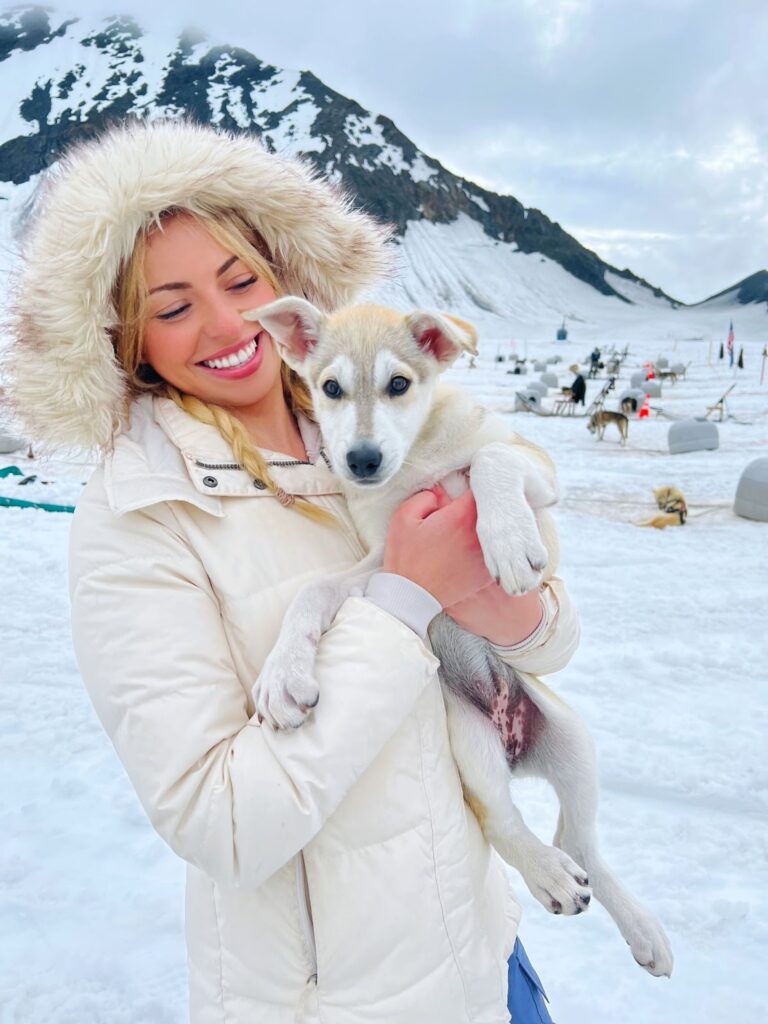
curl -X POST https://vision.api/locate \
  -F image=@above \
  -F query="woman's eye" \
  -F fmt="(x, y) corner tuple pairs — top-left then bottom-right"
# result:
(388, 375), (410, 396)
(156, 304), (190, 321)
(322, 379), (343, 399)
(229, 275), (257, 291)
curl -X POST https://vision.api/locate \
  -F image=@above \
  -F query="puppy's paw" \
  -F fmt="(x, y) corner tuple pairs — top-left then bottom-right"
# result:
(253, 639), (320, 730)
(477, 506), (548, 595)
(519, 846), (592, 916)
(622, 911), (674, 978)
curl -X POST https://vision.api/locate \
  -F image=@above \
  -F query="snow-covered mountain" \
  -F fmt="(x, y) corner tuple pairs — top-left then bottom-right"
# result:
(695, 270), (768, 309)
(0, 5), (764, 338)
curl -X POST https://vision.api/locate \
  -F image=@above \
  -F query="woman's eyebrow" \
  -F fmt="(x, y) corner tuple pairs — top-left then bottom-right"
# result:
(148, 255), (241, 295)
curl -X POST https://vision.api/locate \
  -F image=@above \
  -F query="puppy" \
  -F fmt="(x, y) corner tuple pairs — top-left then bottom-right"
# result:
(247, 298), (674, 977)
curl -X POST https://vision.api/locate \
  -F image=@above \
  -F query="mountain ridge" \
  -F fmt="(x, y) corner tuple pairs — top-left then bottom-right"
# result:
(0, 6), (761, 316)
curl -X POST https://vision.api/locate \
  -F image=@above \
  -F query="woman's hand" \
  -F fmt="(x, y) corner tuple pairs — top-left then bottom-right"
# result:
(383, 484), (545, 645)
(383, 486), (494, 609)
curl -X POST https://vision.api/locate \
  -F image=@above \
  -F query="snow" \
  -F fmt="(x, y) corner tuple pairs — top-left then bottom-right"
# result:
(1, 319), (766, 1022)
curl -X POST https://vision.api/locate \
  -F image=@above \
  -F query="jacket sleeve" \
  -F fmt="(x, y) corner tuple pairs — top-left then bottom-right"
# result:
(69, 489), (439, 892)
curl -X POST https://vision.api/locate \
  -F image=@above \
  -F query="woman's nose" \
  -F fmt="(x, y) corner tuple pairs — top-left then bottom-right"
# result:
(202, 300), (244, 341)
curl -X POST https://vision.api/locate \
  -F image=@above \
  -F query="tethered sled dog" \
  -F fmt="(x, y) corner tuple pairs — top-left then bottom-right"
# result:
(247, 298), (673, 977)
(588, 409), (629, 445)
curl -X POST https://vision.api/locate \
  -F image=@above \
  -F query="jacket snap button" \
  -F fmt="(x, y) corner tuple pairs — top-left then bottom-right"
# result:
(202, 475), (218, 488)
(253, 478), (266, 490)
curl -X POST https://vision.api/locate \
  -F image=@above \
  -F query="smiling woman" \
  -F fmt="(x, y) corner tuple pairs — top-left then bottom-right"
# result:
(4, 118), (578, 1024)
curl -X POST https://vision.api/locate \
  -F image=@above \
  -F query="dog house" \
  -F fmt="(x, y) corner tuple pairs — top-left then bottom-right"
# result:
(546, 355), (563, 365)
(655, 357), (669, 369)
(0, 432), (26, 455)
(540, 372), (559, 388)
(668, 419), (719, 455)
(734, 457), (768, 522)
(514, 390), (543, 411)
(630, 370), (650, 388)
(533, 361), (547, 372)
(525, 380), (549, 398)
(617, 388), (646, 413)
(644, 380), (663, 398)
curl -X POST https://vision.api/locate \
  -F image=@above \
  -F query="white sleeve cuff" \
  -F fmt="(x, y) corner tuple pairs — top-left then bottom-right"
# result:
(364, 572), (442, 640)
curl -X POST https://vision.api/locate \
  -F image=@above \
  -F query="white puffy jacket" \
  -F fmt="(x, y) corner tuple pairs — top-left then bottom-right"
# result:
(69, 395), (579, 1023)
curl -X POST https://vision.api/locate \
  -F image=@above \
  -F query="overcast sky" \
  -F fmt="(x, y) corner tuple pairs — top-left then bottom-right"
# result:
(44, 0), (768, 302)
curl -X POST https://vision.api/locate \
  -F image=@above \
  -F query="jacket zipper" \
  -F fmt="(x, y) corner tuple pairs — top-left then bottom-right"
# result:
(296, 854), (318, 982)
(194, 447), (331, 472)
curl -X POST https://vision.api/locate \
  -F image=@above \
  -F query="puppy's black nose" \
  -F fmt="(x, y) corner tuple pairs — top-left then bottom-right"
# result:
(346, 442), (383, 479)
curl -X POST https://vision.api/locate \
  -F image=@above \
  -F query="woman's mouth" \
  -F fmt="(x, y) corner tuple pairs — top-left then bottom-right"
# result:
(196, 334), (264, 380)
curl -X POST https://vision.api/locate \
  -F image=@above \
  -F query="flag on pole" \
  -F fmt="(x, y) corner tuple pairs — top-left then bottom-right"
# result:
(727, 321), (735, 367)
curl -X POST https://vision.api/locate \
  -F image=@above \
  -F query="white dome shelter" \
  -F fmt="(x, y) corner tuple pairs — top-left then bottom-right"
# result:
(0, 433), (26, 454)
(526, 380), (549, 398)
(668, 419), (719, 455)
(630, 370), (650, 388)
(734, 458), (768, 522)
(618, 388), (647, 413)
(656, 357), (669, 369)
(644, 380), (663, 398)
(533, 361), (547, 372)
(514, 390), (544, 411)
(540, 372), (559, 388)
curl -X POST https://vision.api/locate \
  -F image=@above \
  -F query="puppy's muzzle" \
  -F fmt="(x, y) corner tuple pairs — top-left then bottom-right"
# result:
(346, 442), (383, 480)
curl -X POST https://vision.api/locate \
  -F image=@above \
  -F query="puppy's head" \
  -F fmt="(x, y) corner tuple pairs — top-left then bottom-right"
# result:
(244, 298), (476, 487)
(587, 415), (597, 433)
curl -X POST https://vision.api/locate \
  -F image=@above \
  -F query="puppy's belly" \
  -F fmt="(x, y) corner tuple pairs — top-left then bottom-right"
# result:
(488, 675), (544, 767)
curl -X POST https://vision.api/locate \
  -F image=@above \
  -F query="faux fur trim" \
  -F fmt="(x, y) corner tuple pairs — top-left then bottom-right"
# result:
(3, 119), (393, 450)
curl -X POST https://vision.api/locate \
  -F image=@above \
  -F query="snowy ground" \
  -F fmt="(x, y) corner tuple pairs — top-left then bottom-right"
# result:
(1, 329), (767, 1023)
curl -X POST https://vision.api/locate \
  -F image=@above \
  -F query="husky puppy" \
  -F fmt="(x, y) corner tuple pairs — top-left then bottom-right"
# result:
(637, 485), (688, 528)
(246, 299), (673, 977)
(588, 409), (629, 445)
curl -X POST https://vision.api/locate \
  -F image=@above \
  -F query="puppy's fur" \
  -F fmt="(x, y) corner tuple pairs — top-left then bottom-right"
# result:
(247, 299), (673, 977)
(588, 409), (629, 445)
(638, 485), (688, 528)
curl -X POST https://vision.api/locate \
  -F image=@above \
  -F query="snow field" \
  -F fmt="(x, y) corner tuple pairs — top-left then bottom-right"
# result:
(1, 328), (767, 1022)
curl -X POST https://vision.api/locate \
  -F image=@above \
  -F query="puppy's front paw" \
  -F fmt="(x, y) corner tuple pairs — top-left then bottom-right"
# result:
(253, 639), (320, 730)
(476, 506), (548, 595)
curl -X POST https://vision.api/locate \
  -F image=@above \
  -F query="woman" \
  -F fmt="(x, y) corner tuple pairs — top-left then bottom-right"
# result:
(6, 120), (578, 1023)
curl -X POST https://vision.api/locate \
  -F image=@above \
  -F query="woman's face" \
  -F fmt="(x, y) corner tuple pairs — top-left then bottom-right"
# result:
(142, 215), (282, 411)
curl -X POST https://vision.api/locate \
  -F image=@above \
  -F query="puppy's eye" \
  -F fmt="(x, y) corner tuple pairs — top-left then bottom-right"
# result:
(388, 375), (410, 396)
(322, 379), (343, 399)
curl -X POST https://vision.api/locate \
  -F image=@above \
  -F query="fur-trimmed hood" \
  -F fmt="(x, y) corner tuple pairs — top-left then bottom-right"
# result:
(4, 119), (393, 450)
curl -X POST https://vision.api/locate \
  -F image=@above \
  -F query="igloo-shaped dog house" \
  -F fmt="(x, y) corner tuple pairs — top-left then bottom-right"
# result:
(734, 458), (768, 522)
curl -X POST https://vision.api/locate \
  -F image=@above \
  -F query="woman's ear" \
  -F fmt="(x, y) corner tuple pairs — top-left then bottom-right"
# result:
(244, 297), (324, 372)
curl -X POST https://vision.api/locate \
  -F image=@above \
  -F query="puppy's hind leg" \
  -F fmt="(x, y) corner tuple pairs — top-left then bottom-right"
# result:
(522, 683), (674, 977)
(441, 683), (591, 918)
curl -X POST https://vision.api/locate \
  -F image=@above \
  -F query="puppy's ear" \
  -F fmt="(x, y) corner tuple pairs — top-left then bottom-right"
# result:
(244, 297), (323, 371)
(405, 311), (477, 366)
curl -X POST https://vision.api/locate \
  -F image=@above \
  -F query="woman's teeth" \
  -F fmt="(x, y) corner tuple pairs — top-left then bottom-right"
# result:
(201, 337), (259, 369)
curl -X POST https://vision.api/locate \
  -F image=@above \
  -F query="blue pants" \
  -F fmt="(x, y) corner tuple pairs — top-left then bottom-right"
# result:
(507, 939), (553, 1023)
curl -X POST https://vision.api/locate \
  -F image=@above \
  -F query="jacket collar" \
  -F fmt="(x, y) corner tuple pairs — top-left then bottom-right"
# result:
(104, 395), (342, 516)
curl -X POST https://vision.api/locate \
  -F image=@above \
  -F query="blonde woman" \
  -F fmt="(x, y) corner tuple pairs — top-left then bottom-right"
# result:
(6, 120), (578, 1023)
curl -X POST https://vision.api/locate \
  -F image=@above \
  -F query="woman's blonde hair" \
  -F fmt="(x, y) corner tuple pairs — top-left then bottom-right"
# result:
(112, 208), (333, 525)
